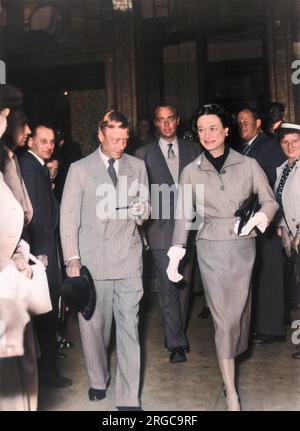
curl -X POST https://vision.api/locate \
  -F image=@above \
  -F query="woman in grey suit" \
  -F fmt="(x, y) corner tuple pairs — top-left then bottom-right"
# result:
(166, 104), (278, 410)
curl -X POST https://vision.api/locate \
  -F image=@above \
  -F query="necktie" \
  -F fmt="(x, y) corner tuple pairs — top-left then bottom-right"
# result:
(168, 143), (176, 160)
(43, 164), (50, 180)
(108, 158), (118, 187)
(242, 142), (249, 155)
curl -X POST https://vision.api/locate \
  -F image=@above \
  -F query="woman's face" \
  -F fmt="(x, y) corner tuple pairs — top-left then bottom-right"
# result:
(197, 114), (228, 157)
(280, 132), (300, 164)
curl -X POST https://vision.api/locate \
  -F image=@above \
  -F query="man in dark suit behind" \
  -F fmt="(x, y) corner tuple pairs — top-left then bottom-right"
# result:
(135, 104), (201, 363)
(237, 108), (287, 344)
(20, 124), (72, 388)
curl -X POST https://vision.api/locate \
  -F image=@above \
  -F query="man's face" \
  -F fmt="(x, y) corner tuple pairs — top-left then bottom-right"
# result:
(14, 123), (31, 148)
(98, 122), (129, 159)
(154, 107), (179, 141)
(47, 159), (59, 180)
(28, 126), (55, 161)
(237, 110), (261, 142)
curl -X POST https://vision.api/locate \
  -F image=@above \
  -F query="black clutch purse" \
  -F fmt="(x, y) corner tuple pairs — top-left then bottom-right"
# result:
(234, 193), (260, 235)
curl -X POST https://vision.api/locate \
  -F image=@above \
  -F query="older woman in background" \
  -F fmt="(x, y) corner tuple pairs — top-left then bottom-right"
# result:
(275, 123), (300, 359)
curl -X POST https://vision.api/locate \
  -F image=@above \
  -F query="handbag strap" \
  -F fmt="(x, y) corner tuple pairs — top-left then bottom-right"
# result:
(29, 253), (45, 268)
(281, 210), (293, 238)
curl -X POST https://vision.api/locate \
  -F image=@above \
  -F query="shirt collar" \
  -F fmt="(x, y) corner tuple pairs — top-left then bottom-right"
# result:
(28, 150), (45, 166)
(98, 146), (120, 172)
(159, 136), (178, 147)
(247, 134), (259, 146)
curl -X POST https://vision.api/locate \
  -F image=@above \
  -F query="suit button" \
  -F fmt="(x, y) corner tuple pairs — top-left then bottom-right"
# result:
(223, 203), (228, 208)
(221, 169), (226, 174)
(220, 186), (225, 190)
(292, 218), (296, 222)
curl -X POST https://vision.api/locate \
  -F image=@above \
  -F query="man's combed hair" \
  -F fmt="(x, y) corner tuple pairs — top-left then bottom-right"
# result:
(238, 106), (261, 121)
(30, 123), (55, 138)
(99, 110), (129, 130)
(154, 103), (178, 119)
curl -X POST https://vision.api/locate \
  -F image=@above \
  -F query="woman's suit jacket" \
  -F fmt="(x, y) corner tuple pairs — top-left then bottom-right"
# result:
(275, 159), (300, 236)
(0, 172), (23, 268)
(0, 172), (37, 411)
(173, 149), (279, 246)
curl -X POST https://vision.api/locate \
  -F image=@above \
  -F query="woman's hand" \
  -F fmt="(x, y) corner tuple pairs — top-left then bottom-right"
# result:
(12, 253), (32, 279)
(291, 224), (300, 255)
(166, 246), (186, 283)
(281, 226), (292, 258)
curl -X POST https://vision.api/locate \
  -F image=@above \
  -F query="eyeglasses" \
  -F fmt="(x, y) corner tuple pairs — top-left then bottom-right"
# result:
(281, 139), (300, 146)
(156, 115), (177, 124)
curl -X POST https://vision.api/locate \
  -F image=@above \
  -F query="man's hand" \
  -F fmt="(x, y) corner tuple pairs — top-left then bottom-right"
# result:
(66, 259), (81, 278)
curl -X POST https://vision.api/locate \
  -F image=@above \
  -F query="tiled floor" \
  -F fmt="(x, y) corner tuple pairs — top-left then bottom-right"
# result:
(38, 290), (300, 411)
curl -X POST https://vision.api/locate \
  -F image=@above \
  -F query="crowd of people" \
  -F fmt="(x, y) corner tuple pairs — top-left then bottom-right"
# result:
(0, 81), (300, 412)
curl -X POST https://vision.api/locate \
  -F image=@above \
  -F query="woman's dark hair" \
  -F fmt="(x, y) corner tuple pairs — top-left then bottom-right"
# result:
(192, 103), (231, 133)
(2, 109), (29, 150)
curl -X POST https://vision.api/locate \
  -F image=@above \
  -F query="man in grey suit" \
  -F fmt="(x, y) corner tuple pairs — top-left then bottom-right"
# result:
(60, 111), (149, 411)
(135, 104), (200, 363)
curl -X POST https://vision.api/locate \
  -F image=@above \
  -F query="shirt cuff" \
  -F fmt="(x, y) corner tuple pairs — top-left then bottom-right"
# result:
(65, 256), (80, 265)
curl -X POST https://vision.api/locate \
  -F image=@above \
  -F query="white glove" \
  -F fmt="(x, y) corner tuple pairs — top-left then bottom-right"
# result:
(239, 212), (269, 236)
(166, 246), (186, 283)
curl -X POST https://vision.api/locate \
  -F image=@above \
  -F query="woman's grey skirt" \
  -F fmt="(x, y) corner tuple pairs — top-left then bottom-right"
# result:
(197, 238), (256, 359)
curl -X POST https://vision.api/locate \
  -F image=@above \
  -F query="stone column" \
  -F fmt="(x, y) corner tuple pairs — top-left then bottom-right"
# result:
(112, 0), (138, 130)
(266, 0), (295, 121)
(5, 0), (24, 59)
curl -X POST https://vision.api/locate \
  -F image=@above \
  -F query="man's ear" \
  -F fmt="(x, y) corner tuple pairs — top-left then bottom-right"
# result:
(98, 128), (104, 143)
(177, 116), (180, 126)
(256, 119), (262, 129)
(27, 137), (33, 149)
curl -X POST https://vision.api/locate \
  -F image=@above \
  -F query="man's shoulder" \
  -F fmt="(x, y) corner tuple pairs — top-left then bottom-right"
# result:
(19, 151), (38, 170)
(69, 149), (99, 171)
(134, 141), (157, 159)
(254, 132), (277, 147)
(122, 153), (147, 172)
(178, 138), (201, 156)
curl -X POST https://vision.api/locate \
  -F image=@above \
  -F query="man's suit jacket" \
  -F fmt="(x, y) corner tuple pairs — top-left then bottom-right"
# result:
(19, 152), (61, 297)
(134, 139), (201, 250)
(60, 149), (149, 280)
(242, 132), (286, 187)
